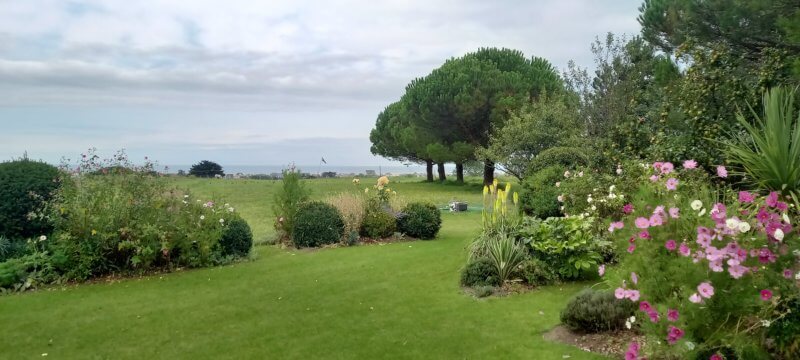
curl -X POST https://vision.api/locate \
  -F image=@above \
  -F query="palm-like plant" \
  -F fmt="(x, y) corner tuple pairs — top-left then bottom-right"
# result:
(726, 87), (800, 208)
(487, 234), (526, 284)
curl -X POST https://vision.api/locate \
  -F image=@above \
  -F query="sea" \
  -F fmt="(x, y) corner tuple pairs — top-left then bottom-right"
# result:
(165, 164), (456, 176)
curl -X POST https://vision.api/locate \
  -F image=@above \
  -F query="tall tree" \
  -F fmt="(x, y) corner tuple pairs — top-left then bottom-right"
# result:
(370, 101), (436, 181)
(189, 160), (224, 178)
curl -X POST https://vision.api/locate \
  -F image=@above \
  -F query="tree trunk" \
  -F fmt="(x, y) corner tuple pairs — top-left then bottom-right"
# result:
(425, 160), (434, 182)
(437, 163), (447, 182)
(483, 160), (495, 185)
(456, 162), (464, 183)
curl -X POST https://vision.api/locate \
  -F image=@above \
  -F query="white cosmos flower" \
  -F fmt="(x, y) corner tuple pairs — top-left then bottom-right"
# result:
(555, 182), (561, 187)
(690, 200), (703, 211)
(200, 215), (205, 220)
(587, 197), (593, 203)
(39, 235), (47, 241)
(726, 218), (739, 230)
(774, 228), (785, 241)
(698, 208), (707, 217)
(591, 205), (597, 211)
(795, 272), (800, 280)
(219, 218), (225, 224)
(738, 222), (751, 233)
(782, 213), (791, 224)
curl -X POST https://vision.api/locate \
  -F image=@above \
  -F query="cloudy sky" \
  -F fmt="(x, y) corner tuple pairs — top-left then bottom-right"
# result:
(0, 0), (642, 168)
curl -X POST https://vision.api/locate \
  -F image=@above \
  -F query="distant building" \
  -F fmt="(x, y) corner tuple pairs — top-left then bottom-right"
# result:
(365, 170), (376, 176)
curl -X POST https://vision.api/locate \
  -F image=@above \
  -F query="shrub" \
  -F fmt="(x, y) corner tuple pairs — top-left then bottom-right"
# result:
(360, 200), (397, 239)
(560, 289), (636, 333)
(0, 158), (61, 240)
(460, 257), (500, 287)
(292, 201), (345, 247)
(324, 193), (365, 240)
(397, 202), (442, 239)
(519, 165), (563, 218)
(528, 146), (590, 174)
(272, 167), (309, 238)
(219, 217), (253, 257)
(519, 258), (559, 286)
(519, 216), (605, 280)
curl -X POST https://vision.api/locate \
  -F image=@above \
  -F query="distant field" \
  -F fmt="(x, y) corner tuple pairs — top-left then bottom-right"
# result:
(170, 176), (489, 242)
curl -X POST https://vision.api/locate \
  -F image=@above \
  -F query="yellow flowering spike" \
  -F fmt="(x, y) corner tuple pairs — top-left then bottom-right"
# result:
(91, 229), (97, 236)
(493, 178), (499, 188)
(489, 184), (495, 194)
(483, 185), (489, 196)
(504, 182), (511, 194)
(513, 192), (519, 205)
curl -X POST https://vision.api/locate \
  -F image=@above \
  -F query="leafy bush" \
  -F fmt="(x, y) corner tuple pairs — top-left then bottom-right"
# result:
(528, 146), (590, 174)
(0, 158), (61, 240)
(519, 165), (562, 218)
(768, 295), (800, 359)
(292, 201), (345, 247)
(272, 167), (309, 239)
(460, 257), (500, 287)
(519, 258), (559, 286)
(219, 217), (253, 257)
(360, 199), (397, 239)
(487, 234), (527, 283)
(560, 289), (636, 333)
(324, 193), (365, 241)
(398, 202), (442, 239)
(519, 216), (605, 280)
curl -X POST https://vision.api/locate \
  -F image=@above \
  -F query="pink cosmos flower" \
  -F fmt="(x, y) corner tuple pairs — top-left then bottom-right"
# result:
(635, 217), (650, 229)
(615, 288), (626, 299)
(665, 239), (677, 251)
(728, 265), (748, 279)
(679, 243), (691, 256)
(608, 221), (625, 233)
(716, 165), (728, 178)
(649, 214), (664, 226)
(639, 301), (652, 312)
(631, 272), (638, 285)
(660, 162), (674, 174)
(665, 178), (679, 191)
(710, 354), (723, 360)
(683, 159), (698, 169)
(784, 269), (794, 279)
(667, 309), (679, 322)
(622, 203), (634, 214)
(649, 174), (659, 182)
(627, 244), (636, 254)
(626, 290), (640, 301)
(669, 207), (680, 219)
(689, 293), (702, 303)
(698, 282), (714, 298)
(761, 289), (773, 301)
(667, 326), (685, 344)
(647, 310), (660, 323)
(598, 264), (606, 277)
(738, 191), (755, 203)
(652, 162), (663, 171)
(638, 231), (650, 239)
(766, 192), (779, 207)
(625, 342), (640, 360)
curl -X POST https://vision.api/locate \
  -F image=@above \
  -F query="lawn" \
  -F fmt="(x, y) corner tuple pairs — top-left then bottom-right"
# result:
(0, 177), (601, 359)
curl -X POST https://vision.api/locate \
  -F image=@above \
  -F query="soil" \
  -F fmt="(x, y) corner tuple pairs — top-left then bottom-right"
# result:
(543, 325), (646, 359)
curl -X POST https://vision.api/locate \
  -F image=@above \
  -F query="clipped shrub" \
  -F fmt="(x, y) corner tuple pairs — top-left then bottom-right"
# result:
(460, 257), (500, 287)
(397, 202), (442, 240)
(219, 217), (253, 257)
(519, 258), (559, 286)
(519, 165), (563, 218)
(528, 146), (590, 174)
(0, 158), (61, 240)
(360, 200), (397, 239)
(560, 288), (636, 333)
(292, 201), (345, 247)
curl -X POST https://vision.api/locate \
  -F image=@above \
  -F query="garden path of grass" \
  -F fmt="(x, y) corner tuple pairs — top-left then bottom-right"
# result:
(0, 178), (604, 359)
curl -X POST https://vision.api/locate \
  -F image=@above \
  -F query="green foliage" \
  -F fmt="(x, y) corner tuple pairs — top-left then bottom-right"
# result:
(359, 200), (397, 239)
(219, 217), (253, 257)
(527, 146), (590, 174)
(519, 258), (559, 286)
(0, 158), (61, 240)
(397, 202), (442, 240)
(486, 234), (527, 284)
(0, 252), (55, 292)
(460, 257), (500, 287)
(519, 165), (562, 219)
(272, 167), (309, 238)
(478, 93), (581, 179)
(560, 289), (636, 333)
(768, 295), (800, 359)
(189, 160), (224, 178)
(726, 87), (800, 208)
(520, 216), (605, 280)
(291, 201), (345, 248)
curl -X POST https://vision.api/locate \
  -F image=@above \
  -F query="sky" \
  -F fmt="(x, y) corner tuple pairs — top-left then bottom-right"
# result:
(0, 0), (643, 168)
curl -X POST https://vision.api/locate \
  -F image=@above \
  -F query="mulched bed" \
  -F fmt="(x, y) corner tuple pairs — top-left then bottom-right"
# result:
(543, 325), (646, 359)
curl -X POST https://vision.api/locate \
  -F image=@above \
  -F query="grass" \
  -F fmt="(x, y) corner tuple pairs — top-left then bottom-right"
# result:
(0, 177), (602, 359)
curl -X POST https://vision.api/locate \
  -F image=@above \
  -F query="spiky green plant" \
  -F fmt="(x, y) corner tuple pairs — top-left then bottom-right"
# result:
(486, 234), (526, 283)
(726, 87), (800, 208)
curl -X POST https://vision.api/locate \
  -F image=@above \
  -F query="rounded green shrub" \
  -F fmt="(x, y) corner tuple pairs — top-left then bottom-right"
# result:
(219, 217), (253, 257)
(292, 201), (345, 247)
(519, 165), (563, 219)
(528, 146), (589, 174)
(460, 257), (500, 287)
(397, 202), (442, 240)
(360, 202), (396, 239)
(560, 288), (636, 333)
(0, 159), (61, 240)
(519, 258), (559, 286)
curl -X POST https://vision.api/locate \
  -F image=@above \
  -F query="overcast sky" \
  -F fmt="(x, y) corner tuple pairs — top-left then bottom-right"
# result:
(0, 0), (642, 167)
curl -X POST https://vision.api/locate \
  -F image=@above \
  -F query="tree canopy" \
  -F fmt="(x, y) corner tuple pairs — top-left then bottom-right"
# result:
(189, 160), (224, 178)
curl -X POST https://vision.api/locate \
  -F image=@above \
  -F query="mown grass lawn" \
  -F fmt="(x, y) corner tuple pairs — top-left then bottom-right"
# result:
(0, 178), (603, 359)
